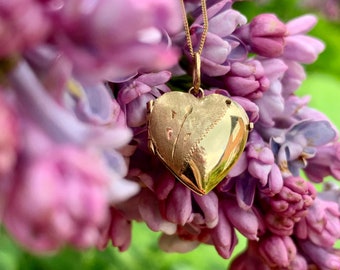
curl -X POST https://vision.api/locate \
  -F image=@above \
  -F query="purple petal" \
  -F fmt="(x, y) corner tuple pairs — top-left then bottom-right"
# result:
(109, 208), (132, 251)
(266, 164), (284, 195)
(236, 174), (257, 209)
(136, 71), (172, 86)
(193, 192), (219, 228)
(211, 208), (238, 259)
(163, 182), (192, 226)
(248, 161), (272, 185)
(200, 31), (232, 63)
(231, 96), (259, 123)
(283, 35), (325, 64)
(74, 83), (114, 125)
(209, 9), (247, 37)
(228, 152), (247, 177)
(201, 56), (231, 76)
(119, 81), (151, 105)
(138, 189), (177, 234)
(10, 61), (132, 148)
(261, 58), (288, 82)
(286, 15), (317, 35)
(298, 240), (340, 269)
(225, 77), (260, 96)
(288, 120), (336, 146)
(255, 81), (284, 127)
(223, 199), (260, 240)
(154, 170), (176, 200)
(193, 0), (231, 25)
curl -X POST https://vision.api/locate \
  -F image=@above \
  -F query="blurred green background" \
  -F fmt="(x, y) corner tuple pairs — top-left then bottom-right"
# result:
(1, 1), (339, 269)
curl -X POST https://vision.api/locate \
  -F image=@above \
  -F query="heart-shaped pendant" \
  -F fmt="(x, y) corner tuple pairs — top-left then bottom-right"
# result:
(147, 91), (253, 195)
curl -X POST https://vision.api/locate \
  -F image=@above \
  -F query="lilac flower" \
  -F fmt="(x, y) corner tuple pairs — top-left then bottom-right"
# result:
(0, 55), (138, 253)
(210, 207), (238, 258)
(9, 60), (124, 145)
(3, 145), (111, 252)
(280, 60), (306, 97)
(0, 0), (339, 267)
(126, 145), (239, 257)
(117, 71), (171, 127)
(287, 253), (309, 270)
(68, 82), (117, 125)
(283, 15), (325, 64)
(298, 240), (340, 270)
(270, 120), (337, 177)
(184, 0), (247, 76)
(295, 197), (340, 248)
(138, 189), (177, 234)
(223, 60), (270, 100)
(48, 0), (182, 81)
(318, 181), (340, 203)
(24, 45), (72, 103)
(192, 192), (219, 228)
(235, 13), (287, 58)
(253, 59), (287, 128)
(305, 143), (340, 182)
(262, 176), (316, 236)
(97, 207), (132, 252)
(0, 1), (50, 57)
(275, 95), (311, 129)
(304, 182), (340, 265)
(247, 131), (283, 196)
(236, 13), (324, 63)
(221, 198), (265, 241)
(258, 234), (297, 268)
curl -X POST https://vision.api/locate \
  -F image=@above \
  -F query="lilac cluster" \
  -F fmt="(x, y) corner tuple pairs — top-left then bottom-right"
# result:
(116, 1), (340, 269)
(1, 0), (340, 269)
(0, 0), (181, 252)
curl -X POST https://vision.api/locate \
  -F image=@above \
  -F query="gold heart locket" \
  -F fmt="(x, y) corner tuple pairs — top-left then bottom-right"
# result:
(147, 90), (253, 195)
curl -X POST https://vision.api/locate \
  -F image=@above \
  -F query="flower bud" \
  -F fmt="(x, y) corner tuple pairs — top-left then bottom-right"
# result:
(4, 147), (111, 252)
(118, 71), (171, 127)
(258, 235), (297, 268)
(224, 60), (269, 100)
(238, 14), (287, 57)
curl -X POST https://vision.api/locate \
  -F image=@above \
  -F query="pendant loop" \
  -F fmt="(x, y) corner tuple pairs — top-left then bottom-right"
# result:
(188, 87), (204, 98)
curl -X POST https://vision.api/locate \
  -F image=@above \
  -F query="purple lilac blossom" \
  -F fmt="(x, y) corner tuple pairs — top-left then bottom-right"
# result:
(3, 145), (111, 252)
(0, 0), (339, 269)
(0, 0), (181, 252)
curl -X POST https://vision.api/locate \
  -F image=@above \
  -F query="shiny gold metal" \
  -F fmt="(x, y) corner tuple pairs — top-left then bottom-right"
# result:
(192, 53), (201, 95)
(180, 0), (208, 58)
(147, 91), (252, 195)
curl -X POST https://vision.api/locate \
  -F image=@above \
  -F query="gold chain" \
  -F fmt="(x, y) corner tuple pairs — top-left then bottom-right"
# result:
(180, 0), (209, 95)
(180, 0), (209, 57)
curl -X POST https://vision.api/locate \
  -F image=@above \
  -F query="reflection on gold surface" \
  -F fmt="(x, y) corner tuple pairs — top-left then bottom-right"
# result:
(147, 91), (252, 195)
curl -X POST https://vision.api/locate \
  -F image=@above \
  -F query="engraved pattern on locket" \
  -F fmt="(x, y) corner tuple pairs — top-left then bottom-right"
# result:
(147, 91), (252, 195)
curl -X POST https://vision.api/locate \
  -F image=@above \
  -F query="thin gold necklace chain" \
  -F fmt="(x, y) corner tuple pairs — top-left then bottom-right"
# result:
(180, 0), (209, 95)
(180, 0), (209, 57)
